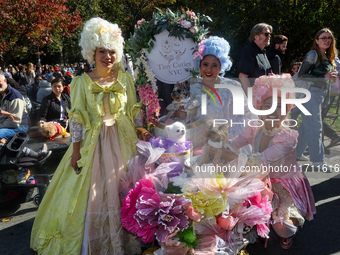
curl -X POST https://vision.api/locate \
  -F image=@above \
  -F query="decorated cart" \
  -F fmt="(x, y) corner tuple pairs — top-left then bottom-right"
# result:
(121, 8), (271, 255)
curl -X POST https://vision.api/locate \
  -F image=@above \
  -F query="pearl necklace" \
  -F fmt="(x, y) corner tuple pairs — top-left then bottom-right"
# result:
(262, 125), (283, 137)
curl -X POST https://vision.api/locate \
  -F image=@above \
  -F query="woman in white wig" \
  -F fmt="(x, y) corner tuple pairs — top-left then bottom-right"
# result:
(31, 18), (141, 254)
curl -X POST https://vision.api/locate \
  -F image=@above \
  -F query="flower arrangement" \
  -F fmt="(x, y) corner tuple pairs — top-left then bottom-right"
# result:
(121, 141), (272, 253)
(127, 8), (212, 130)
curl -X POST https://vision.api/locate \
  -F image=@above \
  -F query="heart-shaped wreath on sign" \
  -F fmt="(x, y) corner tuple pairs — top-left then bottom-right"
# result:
(127, 8), (212, 131)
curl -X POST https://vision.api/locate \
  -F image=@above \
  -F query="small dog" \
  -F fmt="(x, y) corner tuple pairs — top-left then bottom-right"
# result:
(199, 121), (229, 166)
(165, 81), (200, 124)
(39, 122), (70, 140)
(166, 121), (186, 144)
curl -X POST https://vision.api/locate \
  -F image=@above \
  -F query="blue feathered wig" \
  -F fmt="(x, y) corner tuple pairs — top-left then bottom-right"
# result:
(193, 36), (232, 76)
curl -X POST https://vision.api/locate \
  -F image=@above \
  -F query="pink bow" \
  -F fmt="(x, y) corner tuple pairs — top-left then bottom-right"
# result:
(193, 45), (205, 60)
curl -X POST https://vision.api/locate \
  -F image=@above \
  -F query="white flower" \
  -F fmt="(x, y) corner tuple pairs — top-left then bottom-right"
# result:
(180, 20), (191, 28)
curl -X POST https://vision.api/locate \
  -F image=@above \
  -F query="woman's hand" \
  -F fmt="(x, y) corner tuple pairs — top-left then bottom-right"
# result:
(1, 110), (15, 122)
(173, 106), (187, 120)
(221, 146), (238, 162)
(325, 70), (338, 81)
(71, 142), (81, 172)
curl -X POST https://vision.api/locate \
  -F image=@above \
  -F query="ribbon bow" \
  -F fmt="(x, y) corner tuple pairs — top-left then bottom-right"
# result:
(91, 81), (125, 116)
(193, 45), (205, 60)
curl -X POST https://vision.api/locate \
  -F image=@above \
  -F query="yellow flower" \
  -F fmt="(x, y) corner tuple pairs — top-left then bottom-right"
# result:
(184, 191), (227, 219)
(99, 26), (109, 35)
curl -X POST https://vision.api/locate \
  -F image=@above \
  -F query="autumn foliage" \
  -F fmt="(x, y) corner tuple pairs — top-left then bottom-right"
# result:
(0, 0), (82, 64)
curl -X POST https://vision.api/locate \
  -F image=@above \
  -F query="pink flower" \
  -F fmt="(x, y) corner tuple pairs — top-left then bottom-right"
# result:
(121, 177), (159, 243)
(186, 10), (197, 20)
(190, 26), (198, 33)
(137, 18), (145, 26)
(217, 214), (239, 230)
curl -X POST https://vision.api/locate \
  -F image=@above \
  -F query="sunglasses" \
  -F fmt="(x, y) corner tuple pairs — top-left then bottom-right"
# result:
(318, 37), (332, 41)
(261, 32), (272, 37)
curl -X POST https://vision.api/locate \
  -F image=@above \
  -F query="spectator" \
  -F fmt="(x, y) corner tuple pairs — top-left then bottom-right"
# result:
(39, 77), (71, 129)
(238, 23), (272, 95)
(76, 62), (85, 76)
(4, 66), (13, 79)
(266, 35), (288, 74)
(63, 71), (72, 95)
(36, 79), (52, 103)
(0, 71), (29, 142)
(13, 64), (27, 84)
(322, 55), (340, 148)
(0, 71), (51, 160)
(8, 65), (17, 78)
(296, 28), (337, 169)
(290, 62), (303, 122)
(27, 74), (43, 103)
(45, 66), (54, 79)
(36, 64), (43, 76)
(84, 63), (91, 73)
(42, 65), (49, 79)
(26, 62), (36, 86)
(53, 66), (63, 79)
(291, 61), (302, 77)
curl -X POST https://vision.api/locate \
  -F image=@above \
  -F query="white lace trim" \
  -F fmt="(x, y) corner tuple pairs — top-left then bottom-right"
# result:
(71, 120), (85, 143)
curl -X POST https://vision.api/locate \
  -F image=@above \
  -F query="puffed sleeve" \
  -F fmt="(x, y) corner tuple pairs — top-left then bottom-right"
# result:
(67, 76), (91, 131)
(259, 128), (298, 165)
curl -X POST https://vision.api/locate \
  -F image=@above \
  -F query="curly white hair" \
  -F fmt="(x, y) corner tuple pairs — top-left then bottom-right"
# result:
(79, 17), (124, 64)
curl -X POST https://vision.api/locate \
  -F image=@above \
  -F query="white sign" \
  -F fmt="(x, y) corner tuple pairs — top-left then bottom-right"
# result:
(147, 30), (196, 84)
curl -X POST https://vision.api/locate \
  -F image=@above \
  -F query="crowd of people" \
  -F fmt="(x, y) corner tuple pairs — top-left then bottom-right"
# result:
(0, 16), (339, 254)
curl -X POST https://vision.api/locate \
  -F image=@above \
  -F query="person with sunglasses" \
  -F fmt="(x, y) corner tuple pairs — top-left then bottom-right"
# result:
(296, 28), (338, 170)
(238, 23), (273, 95)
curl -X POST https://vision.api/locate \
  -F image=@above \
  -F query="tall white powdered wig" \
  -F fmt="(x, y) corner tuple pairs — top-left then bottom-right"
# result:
(79, 17), (124, 65)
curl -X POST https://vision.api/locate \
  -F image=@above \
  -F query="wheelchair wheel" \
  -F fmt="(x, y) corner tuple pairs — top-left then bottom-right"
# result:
(33, 194), (40, 207)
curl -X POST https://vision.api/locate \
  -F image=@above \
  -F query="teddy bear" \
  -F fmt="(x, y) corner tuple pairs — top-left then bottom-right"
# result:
(164, 81), (200, 124)
(199, 120), (229, 166)
(39, 122), (70, 140)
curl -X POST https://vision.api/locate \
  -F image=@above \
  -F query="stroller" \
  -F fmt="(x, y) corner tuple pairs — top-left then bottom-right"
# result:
(0, 131), (52, 208)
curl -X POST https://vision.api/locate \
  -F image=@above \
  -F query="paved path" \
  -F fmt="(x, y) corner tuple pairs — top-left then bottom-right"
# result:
(0, 138), (339, 255)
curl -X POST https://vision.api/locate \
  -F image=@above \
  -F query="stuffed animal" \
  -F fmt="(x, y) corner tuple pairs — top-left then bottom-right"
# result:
(39, 122), (70, 140)
(165, 81), (200, 124)
(199, 121), (229, 166)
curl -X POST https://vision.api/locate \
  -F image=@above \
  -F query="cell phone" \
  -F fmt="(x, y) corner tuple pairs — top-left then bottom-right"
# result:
(75, 166), (82, 174)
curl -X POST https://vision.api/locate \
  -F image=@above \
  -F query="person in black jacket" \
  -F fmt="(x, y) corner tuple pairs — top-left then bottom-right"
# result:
(38, 77), (71, 129)
(266, 35), (288, 74)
